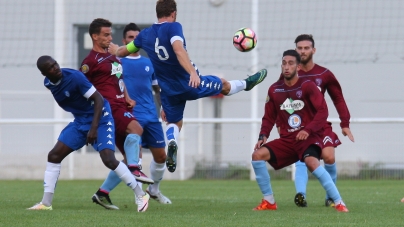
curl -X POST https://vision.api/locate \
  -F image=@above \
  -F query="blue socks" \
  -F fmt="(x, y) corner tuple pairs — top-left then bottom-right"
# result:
(252, 160), (273, 196)
(100, 169), (122, 193)
(294, 161), (308, 196)
(312, 166), (341, 203)
(124, 134), (141, 166)
(324, 162), (337, 199)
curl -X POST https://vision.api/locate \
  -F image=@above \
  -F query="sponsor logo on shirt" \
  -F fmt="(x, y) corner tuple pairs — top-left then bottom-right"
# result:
(145, 66), (150, 72)
(118, 79), (124, 92)
(275, 89), (284, 92)
(315, 78), (322, 86)
(288, 114), (302, 129)
(111, 62), (123, 78)
(280, 98), (304, 114)
(64, 91), (70, 97)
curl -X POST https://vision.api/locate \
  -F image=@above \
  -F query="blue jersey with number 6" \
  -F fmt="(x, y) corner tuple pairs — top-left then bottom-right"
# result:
(135, 22), (197, 96)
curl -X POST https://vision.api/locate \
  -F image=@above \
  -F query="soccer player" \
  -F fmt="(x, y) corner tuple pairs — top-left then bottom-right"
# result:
(28, 56), (149, 212)
(251, 50), (348, 212)
(80, 18), (152, 210)
(109, 0), (268, 173)
(291, 34), (355, 208)
(94, 22), (171, 205)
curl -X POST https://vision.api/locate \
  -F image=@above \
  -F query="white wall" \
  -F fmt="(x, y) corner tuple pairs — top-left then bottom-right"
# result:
(0, 0), (403, 179)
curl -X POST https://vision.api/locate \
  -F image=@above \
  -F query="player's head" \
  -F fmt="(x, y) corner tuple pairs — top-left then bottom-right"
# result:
(156, 0), (177, 21)
(281, 49), (301, 80)
(122, 23), (140, 47)
(294, 34), (316, 65)
(89, 18), (113, 49)
(37, 55), (62, 82)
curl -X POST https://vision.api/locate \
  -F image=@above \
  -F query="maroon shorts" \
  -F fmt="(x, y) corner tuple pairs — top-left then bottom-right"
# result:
(110, 104), (137, 155)
(322, 124), (342, 148)
(263, 134), (323, 170)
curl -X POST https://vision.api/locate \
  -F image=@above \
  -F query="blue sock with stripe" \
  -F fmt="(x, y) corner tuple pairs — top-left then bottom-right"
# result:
(312, 166), (341, 203)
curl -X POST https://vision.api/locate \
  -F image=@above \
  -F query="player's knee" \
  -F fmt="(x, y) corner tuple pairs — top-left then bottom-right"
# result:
(152, 149), (166, 163)
(323, 155), (335, 164)
(47, 150), (63, 163)
(100, 149), (119, 170)
(252, 149), (266, 161)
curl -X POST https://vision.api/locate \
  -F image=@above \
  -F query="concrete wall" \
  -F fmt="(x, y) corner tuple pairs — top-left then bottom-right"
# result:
(0, 0), (403, 179)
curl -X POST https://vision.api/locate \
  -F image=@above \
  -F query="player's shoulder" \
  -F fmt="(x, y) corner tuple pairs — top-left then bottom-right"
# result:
(269, 80), (284, 92)
(62, 68), (86, 79)
(314, 64), (334, 76)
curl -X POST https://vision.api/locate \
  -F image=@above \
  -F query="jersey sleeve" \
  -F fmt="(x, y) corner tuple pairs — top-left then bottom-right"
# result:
(303, 81), (328, 134)
(134, 31), (143, 48)
(80, 58), (96, 79)
(259, 87), (277, 137)
(74, 71), (96, 98)
(168, 22), (185, 44)
(325, 72), (351, 128)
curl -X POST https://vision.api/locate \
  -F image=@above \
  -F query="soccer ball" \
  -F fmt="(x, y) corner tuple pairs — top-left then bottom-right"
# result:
(233, 28), (257, 52)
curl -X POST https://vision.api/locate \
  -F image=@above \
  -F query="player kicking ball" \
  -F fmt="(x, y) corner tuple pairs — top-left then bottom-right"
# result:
(27, 56), (149, 212)
(251, 50), (348, 212)
(109, 0), (268, 174)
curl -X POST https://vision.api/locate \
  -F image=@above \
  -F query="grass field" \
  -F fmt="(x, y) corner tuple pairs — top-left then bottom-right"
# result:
(1, 180), (402, 227)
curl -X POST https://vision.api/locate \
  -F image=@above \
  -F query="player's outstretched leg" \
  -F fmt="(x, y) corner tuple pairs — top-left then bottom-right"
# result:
(245, 69), (267, 91)
(294, 161), (308, 207)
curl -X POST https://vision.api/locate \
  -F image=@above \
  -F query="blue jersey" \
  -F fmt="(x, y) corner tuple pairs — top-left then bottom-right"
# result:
(135, 22), (199, 96)
(121, 56), (158, 117)
(44, 68), (97, 122)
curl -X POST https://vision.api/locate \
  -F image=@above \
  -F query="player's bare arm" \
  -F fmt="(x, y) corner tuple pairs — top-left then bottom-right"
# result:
(87, 91), (103, 145)
(108, 42), (131, 57)
(172, 40), (200, 88)
(326, 74), (354, 142)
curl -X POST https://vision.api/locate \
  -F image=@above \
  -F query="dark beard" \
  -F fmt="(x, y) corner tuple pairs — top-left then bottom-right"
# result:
(300, 53), (313, 65)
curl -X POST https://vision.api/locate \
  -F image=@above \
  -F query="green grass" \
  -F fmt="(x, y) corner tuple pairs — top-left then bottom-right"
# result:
(0, 180), (402, 227)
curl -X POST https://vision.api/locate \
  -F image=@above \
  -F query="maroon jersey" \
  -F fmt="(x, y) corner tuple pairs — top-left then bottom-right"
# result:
(80, 50), (126, 107)
(277, 64), (350, 128)
(298, 64), (350, 128)
(260, 77), (328, 140)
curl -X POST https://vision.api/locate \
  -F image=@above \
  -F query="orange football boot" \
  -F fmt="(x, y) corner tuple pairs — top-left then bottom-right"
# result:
(334, 203), (349, 212)
(253, 199), (277, 211)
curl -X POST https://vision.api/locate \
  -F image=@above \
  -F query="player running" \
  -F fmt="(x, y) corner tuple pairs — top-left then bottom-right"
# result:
(109, 0), (268, 173)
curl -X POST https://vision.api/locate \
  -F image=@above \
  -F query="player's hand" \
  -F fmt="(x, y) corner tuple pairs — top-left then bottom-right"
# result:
(254, 136), (267, 150)
(342, 127), (355, 142)
(126, 98), (135, 109)
(189, 71), (200, 88)
(86, 128), (98, 146)
(296, 130), (309, 140)
(160, 109), (167, 122)
(108, 43), (119, 55)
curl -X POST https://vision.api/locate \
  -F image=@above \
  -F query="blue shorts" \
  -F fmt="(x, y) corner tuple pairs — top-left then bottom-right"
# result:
(136, 113), (166, 149)
(58, 104), (116, 152)
(161, 75), (222, 123)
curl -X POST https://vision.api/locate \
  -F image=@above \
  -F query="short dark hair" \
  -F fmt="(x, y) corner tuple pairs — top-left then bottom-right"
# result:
(37, 55), (52, 72)
(294, 34), (315, 48)
(156, 0), (177, 18)
(123, 23), (141, 38)
(89, 18), (112, 37)
(282, 49), (301, 64)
